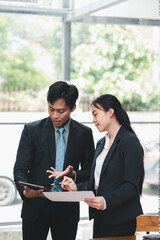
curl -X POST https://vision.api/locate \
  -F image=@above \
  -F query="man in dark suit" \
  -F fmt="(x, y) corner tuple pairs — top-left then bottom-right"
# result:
(14, 81), (95, 240)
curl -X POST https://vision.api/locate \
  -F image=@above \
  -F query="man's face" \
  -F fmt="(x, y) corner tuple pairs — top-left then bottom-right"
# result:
(48, 98), (76, 127)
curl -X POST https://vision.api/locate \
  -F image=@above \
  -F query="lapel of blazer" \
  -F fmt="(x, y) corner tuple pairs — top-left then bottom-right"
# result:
(99, 126), (126, 180)
(46, 117), (56, 167)
(90, 137), (105, 186)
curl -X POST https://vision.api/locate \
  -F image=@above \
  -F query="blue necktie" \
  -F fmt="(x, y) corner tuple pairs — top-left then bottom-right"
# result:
(54, 127), (65, 191)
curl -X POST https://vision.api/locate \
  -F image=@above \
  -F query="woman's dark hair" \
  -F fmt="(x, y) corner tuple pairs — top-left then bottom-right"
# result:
(92, 94), (144, 195)
(92, 94), (135, 134)
(47, 81), (79, 110)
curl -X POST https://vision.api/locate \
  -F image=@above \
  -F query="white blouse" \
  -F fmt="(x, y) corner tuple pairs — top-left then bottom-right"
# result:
(94, 134), (109, 190)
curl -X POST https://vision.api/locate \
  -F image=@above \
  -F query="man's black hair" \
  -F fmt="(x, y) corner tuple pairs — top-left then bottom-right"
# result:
(47, 81), (79, 110)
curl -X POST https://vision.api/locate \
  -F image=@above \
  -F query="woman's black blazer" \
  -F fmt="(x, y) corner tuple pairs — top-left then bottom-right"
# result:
(89, 126), (144, 224)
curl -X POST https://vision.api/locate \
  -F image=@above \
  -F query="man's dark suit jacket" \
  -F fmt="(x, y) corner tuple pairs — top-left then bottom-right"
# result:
(14, 117), (95, 224)
(79, 126), (144, 225)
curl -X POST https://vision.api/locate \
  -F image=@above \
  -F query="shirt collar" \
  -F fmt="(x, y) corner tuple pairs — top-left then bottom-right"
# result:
(54, 118), (71, 133)
(104, 133), (109, 149)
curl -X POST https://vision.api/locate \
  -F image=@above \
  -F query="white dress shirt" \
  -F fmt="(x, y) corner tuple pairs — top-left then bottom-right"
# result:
(94, 134), (109, 189)
(94, 134), (109, 210)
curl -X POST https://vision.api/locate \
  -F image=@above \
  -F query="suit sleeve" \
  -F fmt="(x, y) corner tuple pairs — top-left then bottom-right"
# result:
(75, 128), (95, 183)
(104, 135), (144, 212)
(13, 124), (34, 200)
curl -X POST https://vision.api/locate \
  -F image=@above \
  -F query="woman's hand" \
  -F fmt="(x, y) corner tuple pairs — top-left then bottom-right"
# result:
(23, 186), (45, 198)
(61, 176), (77, 191)
(84, 197), (105, 210)
(46, 165), (75, 179)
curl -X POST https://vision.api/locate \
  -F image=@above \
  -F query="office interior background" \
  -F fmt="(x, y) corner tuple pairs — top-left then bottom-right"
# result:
(0, 0), (159, 239)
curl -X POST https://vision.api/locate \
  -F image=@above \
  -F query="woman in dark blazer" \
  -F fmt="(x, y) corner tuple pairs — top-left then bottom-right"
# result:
(61, 94), (144, 238)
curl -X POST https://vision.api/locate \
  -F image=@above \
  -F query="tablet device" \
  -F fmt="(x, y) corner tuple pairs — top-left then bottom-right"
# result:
(18, 181), (50, 191)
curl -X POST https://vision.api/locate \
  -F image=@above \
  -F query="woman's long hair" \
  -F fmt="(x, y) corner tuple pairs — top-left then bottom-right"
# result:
(92, 94), (135, 134)
(92, 94), (144, 194)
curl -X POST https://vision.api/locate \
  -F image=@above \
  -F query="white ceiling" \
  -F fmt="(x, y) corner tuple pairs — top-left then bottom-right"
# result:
(91, 0), (160, 20)
(74, 0), (160, 21)
(0, 0), (159, 25)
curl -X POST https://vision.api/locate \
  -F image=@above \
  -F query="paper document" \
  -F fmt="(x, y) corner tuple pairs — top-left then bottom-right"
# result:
(43, 191), (95, 202)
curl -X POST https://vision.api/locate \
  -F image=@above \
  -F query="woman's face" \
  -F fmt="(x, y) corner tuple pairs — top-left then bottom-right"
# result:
(91, 104), (112, 132)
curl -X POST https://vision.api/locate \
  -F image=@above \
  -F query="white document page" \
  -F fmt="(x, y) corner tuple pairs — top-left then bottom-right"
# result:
(43, 191), (95, 202)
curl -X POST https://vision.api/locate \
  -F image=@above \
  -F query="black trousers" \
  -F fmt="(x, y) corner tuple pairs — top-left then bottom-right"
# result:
(93, 214), (136, 238)
(22, 202), (78, 240)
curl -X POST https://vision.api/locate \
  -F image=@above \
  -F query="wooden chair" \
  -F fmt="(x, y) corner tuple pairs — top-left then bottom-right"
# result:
(136, 215), (159, 234)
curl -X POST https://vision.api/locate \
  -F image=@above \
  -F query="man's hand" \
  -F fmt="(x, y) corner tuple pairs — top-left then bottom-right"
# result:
(23, 186), (45, 198)
(46, 165), (75, 179)
(84, 197), (105, 210)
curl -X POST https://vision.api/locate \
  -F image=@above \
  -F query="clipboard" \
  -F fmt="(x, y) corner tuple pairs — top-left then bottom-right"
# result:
(18, 181), (50, 191)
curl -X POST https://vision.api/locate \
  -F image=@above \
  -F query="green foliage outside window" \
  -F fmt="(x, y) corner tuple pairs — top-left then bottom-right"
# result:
(0, 14), (159, 111)
(71, 24), (159, 111)
(0, 14), (57, 90)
